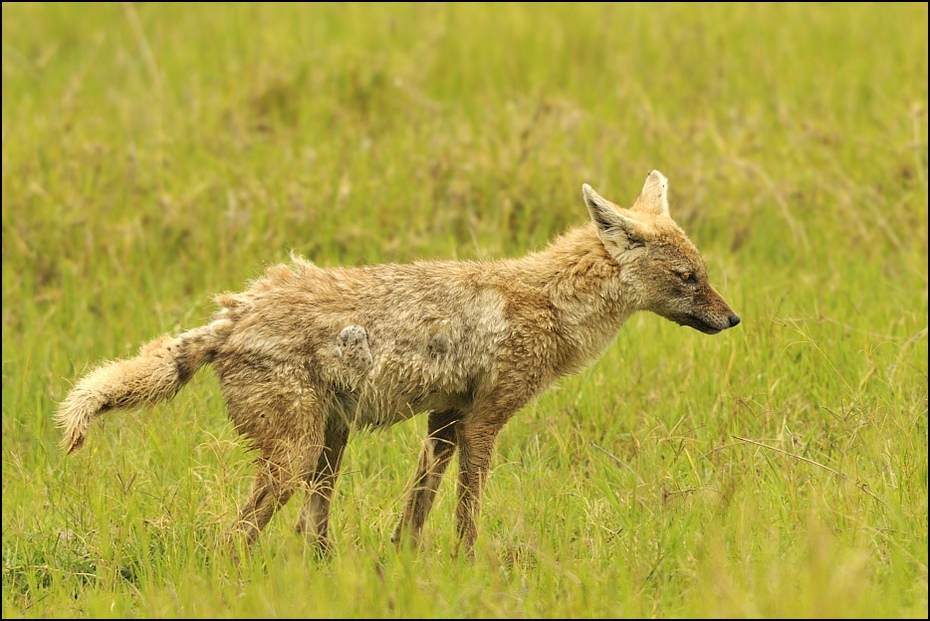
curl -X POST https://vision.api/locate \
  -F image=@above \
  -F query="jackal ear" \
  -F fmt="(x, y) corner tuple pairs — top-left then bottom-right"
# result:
(631, 170), (670, 216)
(582, 184), (648, 247)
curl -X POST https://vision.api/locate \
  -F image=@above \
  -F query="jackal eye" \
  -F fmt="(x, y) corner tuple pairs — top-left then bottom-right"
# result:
(678, 271), (696, 283)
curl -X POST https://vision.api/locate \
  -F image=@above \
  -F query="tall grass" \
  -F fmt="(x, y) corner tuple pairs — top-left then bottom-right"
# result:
(2, 2), (927, 617)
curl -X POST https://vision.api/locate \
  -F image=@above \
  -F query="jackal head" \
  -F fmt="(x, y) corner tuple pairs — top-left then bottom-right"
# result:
(583, 171), (740, 335)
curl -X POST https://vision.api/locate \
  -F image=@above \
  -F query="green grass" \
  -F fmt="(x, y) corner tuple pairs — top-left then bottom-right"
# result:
(2, 2), (927, 617)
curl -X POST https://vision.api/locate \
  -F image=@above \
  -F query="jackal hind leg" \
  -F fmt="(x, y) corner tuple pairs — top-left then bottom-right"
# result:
(222, 392), (327, 563)
(296, 415), (350, 556)
(392, 409), (462, 548)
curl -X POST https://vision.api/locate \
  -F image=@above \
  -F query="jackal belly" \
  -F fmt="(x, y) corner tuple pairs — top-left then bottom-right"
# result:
(336, 346), (483, 428)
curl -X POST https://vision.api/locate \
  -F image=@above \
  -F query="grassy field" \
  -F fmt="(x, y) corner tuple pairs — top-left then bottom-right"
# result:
(2, 2), (927, 618)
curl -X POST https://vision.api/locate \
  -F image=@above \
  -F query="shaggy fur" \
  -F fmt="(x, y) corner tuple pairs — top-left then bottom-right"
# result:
(57, 171), (740, 557)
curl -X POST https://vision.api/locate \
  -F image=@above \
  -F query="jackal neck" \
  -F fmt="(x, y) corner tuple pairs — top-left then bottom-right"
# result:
(517, 223), (626, 304)
(494, 223), (634, 374)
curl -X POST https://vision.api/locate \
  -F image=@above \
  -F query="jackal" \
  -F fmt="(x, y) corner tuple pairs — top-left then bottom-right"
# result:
(56, 170), (739, 557)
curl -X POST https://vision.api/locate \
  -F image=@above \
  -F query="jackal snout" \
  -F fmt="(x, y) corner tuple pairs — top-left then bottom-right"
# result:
(643, 276), (739, 336)
(673, 286), (740, 335)
(646, 259), (740, 336)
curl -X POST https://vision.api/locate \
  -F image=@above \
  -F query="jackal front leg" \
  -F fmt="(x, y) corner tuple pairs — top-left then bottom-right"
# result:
(392, 409), (462, 548)
(454, 417), (507, 558)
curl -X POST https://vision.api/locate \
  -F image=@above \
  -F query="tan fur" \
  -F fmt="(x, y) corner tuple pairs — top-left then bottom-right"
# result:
(56, 170), (739, 557)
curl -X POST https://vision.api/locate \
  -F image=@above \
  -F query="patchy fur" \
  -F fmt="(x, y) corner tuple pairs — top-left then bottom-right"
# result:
(56, 170), (739, 557)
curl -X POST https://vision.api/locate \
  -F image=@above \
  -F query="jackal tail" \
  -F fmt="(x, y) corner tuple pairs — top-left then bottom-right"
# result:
(55, 318), (233, 454)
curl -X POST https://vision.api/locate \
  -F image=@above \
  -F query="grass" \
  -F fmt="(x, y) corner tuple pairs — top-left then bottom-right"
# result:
(2, 2), (927, 618)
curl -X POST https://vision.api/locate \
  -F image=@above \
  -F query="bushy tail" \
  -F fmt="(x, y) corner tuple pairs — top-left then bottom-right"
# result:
(56, 318), (233, 454)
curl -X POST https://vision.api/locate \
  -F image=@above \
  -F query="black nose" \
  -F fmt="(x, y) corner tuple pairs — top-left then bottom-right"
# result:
(728, 314), (741, 327)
